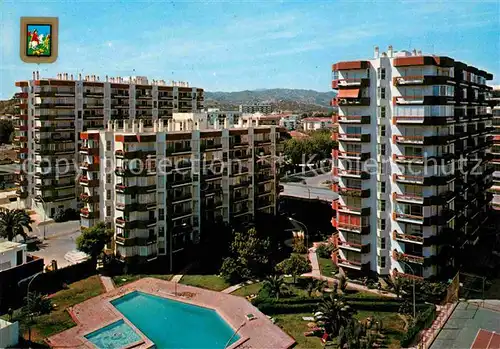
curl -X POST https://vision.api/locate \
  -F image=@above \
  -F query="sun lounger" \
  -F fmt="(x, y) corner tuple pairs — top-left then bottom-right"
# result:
(302, 316), (315, 321)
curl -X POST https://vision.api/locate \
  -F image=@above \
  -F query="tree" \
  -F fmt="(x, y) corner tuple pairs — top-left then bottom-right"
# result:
(76, 221), (112, 261)
(22, 292), (52, 342)
(316, 243), (334, 259)
(220, 227), (271, 282)
(293, 238), (308, 254)
(262, 275), (287, 300)
(317, 294), (355, 338)
(392, 276), (403, 299)
(338, 273), (348, 293)
(0, 209), (33, 241)
(306, 278), (328, 297)
(276, 254), (311, 284)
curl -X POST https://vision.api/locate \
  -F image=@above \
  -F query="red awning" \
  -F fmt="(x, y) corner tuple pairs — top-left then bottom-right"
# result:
(337, 89), (360, 98)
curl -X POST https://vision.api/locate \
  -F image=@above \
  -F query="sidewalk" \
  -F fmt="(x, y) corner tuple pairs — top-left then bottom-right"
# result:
(304, 247), (397, 298)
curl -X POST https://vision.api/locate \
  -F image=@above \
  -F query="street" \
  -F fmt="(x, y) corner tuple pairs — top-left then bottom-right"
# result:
(281, 172), (339, 202)
(30, 220), (82, 269)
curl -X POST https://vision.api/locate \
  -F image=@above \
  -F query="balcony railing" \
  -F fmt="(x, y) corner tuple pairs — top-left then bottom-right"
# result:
(79, 146), (99, 155)
(393, 154), (425, 164)
(337, 258), (369, 271)
(335, 185), (370, 198)
(79, 176), (99, 187)
(337, 169), (370, 179)
(335, 133), (371, 142)
(393, 174), (425, 184)
(392, 250), (425, 265)
(333, 219), (370, 234)
(393, 135), (424, 144)
(392, 269), (424, 281)
(393, 212), (424, 224)
(331, 78), (370, 89)
(335, 115), (370, 124)
(392, 230), (424, 244)
(334, 150), (370, 161)
(392, 192), (424, 204)
(333, 97), (371, 107)
(338, 240), (370, 253)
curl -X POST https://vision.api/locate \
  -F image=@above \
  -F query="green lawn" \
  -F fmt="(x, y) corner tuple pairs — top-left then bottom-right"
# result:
(112, 274), (173, 287)
(231, 282), (263, 297)
(274, 312), (324, 349)
(354, 310), (406, 349)
(318, 257), (338, 277)
(179, 274), (230, 291)
(7, 275), (104, 344)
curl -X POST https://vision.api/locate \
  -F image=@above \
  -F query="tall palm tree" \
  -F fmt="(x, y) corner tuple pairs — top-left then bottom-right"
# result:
(263, 275), (287, 300)
(306, 279), (328, 297)
(317, 294), (355, 337)
(0, 209), (33, 241)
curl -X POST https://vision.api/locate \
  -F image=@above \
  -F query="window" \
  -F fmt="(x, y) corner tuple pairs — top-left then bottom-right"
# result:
(378, 218), (386, 230)
(106, 190), (111, 200)
(378, 199), (386, 212)
(378, 256), (386, 268)
(380, 106), (386, 118)
(106, 206), (111, 216)
(159, 226), (165, 237)
(381, 68), (386, 80)
(78, 110), (82, 119)
(378, 143), (386, 155)
(378, 237), (386, 249)
(106, 174), (111, 184)
(106, 141), (111, 151)
(159, 208), (165, 220)
(378, 181), (386, 193)
(379, 125), (386, 136)
(377, 67), (381, 79)
(381, 87), (386, 99)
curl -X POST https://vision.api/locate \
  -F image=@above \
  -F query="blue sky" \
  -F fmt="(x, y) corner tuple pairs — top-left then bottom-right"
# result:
(1, 0), (498, 99)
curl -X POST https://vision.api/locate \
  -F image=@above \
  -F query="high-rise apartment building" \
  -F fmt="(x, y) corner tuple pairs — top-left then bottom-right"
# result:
(331, 46), (494, 280)
(489, 86), (500, 210)
(13, 73), (203, 217)
(79, 113), (283, 265)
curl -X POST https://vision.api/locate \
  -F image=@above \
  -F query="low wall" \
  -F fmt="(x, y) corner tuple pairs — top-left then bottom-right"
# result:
(0, 319), (19, 348)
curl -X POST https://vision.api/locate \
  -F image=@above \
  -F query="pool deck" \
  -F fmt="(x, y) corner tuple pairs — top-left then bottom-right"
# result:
(46, 277), (296, 349)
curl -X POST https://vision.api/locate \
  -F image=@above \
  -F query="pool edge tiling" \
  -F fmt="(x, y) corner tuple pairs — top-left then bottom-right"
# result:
(46, 278), (296, 349)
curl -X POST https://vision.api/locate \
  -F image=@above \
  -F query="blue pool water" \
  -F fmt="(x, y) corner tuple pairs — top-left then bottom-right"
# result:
(111, 291), (240, 348)
(85, 319), (142, 349)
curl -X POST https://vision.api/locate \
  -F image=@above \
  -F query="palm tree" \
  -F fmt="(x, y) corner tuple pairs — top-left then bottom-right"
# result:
(263, 275), (287, 300)
(22, 292), (52, 342)
(306, 279), (328, 297)
(338, 318), (366, 349)
(0, 209), (33, 241)
(317, 294), (355, 337)
(392, 276), (403, 299)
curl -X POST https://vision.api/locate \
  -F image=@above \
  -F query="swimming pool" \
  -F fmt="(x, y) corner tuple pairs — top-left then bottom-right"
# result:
(111, 291), (240, 348)
(85, 319), (142, 349)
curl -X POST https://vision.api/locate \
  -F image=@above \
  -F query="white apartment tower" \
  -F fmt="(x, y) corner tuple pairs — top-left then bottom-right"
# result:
(331, 46), (494, 280)
(13, 73), (203, 217)
(79, 114), (284, 265)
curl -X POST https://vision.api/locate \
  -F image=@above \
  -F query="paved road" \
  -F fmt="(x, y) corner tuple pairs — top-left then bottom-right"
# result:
(34, 220), (81, 239)
(280, 172), (339, 202)
(31, 231), (80, 268)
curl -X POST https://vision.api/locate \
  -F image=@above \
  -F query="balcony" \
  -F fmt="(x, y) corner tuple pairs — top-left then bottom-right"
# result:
(337, 258), (370, 271)
(393, 230), (424, 245)
(333, 97), (371, 107)
(333, 219), (370, 234)
(338, 240), (370, 253)
(393, 75), (455, 86)
(392, 250), (426, 265)
(335, 115), (370, 124)
(335, 185), (370, 198)
(393, 95), (454, 105)
(336, 168), (370, 179)
(79, 176), (99, 187)
(80, 208), (99, 219)
(16, 190), (28, 199)
(79, 162), (100, 171)
(115, 217), (157, 229)
(166, 146), (192, 155)
(393, 154), (425, 165)
(80, 193), (99, 203)
(393, 134), (454, 146)
(392, 116), (454, 125)
(335, 133), (371, 142)
(40, 193), (75, 202)
(171, 193), (192, 203)
(231, 180), (252, 189)
(334, 150), (370, 161)
(79, 146), (99, 155)
(393, 212), (424, 224)
(331, 78), (370, 89)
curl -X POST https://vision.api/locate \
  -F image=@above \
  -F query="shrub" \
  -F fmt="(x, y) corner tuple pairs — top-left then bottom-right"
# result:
(316, 243), (334, 258)
(53, 209), (66, 222)
(400, 304), (437, 347)
(53, 208), (81, 222)
(293, 239), (308, 254)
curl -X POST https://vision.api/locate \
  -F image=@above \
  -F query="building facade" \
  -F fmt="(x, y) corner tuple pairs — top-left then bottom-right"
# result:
(239, 104), (273, 114)
(301, 117), (334, 131)
(331, 46), (494, 280)
(79, 114), (284, 265)
(13, 73), (203, 217)
(489, 86), (500, 209)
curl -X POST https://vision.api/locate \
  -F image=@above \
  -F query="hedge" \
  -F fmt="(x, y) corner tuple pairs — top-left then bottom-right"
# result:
(400, 304), (437, 347)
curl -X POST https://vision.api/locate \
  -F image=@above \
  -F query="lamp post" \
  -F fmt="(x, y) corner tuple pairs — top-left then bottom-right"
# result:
(288, 217), (309, 248)
(397, 261), (416, 319)
(24, 271), (43, 342)
(34, 195), (46, 240)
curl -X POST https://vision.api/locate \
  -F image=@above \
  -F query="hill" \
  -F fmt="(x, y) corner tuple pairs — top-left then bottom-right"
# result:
(205, 88), (336, 112)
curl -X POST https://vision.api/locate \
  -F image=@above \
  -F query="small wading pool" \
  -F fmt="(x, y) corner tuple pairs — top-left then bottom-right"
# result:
(111, 291), (240, 348)
(85, 319), (142, 349)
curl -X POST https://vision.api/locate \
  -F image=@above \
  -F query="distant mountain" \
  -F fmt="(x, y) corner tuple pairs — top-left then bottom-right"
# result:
(205, 88), (336, 112)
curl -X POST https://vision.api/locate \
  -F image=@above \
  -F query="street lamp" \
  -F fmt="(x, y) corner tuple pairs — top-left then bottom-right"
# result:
(34, 195), (46, 240)
(288, 217), (309, 248)
(18, 271), (43, 342)
(397, 261), (416, 319)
